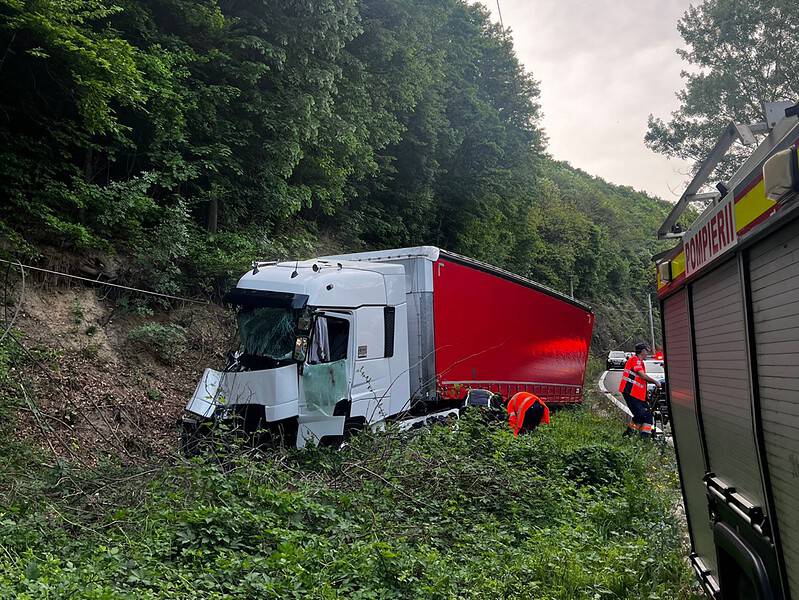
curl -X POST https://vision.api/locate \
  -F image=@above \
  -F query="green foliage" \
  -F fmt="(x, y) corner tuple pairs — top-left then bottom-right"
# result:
(0, 336), (45, 499)
(71, 299), (85, 325)
(562, 444), (625, 487)
(646, 0), (799, 182)
(0, 336), (22, 418)
(183, 228), (317, 297)
(79, 342), (101, 360)
(127, 322), (186, 364)
(0, 406), (701, 599)
(0, 0), (669, 358)
(0, 0), (668, 327)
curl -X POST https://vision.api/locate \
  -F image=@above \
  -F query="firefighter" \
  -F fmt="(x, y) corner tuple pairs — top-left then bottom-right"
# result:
(618, 342), (661, 438)
(506, 391), (550, 436)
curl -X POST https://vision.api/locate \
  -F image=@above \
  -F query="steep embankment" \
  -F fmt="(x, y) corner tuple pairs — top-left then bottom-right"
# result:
(1, 272), (699, 599)
(1, 275), (231, 461)
(0, 374), (700, 599)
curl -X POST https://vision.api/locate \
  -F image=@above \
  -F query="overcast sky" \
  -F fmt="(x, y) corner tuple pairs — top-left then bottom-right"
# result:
(482, 0), (694, 201)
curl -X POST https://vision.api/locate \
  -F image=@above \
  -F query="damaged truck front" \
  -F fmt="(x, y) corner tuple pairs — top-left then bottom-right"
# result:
(183, 259), (411, 448)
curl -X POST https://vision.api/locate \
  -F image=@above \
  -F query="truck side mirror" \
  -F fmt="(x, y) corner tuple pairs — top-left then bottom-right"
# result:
(293, 336), (308, 363)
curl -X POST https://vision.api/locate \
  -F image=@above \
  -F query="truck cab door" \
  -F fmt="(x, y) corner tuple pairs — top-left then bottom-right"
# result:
(349, 306), (395, 424)
(296, 311), (353, 447)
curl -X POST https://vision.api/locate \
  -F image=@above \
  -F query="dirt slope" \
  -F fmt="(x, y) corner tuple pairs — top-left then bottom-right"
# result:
(6, 276), (231, 463)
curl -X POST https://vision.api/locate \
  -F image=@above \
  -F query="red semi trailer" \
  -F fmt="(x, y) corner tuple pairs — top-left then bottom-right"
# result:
(184, 246), (594, 447)
(431, 251), (593, 404)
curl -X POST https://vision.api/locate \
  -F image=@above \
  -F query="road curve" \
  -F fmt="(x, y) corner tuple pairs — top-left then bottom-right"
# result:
(597, 369), (632, 416)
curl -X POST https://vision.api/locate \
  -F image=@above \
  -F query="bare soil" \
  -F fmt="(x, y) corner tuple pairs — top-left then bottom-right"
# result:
(6, 276), (232, 464)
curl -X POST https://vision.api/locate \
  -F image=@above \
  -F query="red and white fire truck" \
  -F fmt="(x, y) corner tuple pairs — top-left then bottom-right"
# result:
(655, 101), (799, 599)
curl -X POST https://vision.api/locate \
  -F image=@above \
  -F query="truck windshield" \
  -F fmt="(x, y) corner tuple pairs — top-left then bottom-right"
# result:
(237, 307), (296, 361)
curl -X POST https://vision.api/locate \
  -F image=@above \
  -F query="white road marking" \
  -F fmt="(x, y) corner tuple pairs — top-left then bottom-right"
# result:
(598, 370), (632, 416)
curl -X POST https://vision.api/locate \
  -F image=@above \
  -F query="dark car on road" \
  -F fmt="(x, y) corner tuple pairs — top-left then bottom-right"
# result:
(606, 351), (626, 370)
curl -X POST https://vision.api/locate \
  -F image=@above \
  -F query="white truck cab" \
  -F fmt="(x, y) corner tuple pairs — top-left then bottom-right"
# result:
(185, 259), (410, 447)
(183, 246), (594, 450)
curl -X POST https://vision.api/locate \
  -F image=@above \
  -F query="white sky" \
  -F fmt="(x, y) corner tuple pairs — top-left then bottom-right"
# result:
(482, 0), (695, 201)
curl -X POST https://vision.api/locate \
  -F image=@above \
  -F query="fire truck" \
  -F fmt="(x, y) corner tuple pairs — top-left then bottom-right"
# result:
(655, 101), (799, 599)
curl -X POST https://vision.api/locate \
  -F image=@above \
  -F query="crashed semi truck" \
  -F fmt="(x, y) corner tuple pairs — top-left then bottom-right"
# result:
(655, 102), (799, 599)
(184, 246), (594, 447)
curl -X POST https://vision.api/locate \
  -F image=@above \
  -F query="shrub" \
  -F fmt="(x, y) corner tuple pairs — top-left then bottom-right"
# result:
(562, 444), (627, 487)
(0, 403), (702, 599)
(127, 323), (187, 364)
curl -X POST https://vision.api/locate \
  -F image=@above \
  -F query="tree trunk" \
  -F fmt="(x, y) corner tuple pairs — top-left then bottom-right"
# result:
(207, 198), (218, 233)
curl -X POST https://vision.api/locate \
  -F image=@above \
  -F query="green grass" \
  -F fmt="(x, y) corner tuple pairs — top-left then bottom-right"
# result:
(0, 402), (702, 599)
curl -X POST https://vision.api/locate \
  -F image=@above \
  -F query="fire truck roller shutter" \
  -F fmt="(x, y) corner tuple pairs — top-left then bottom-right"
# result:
(663, 289), (718, 576)
(692, 258), (766, 508)
(749, 218), (799, 599)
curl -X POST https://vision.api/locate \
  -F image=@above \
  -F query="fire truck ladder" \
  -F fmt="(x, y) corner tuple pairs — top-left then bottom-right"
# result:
(658, 101), (799, 240)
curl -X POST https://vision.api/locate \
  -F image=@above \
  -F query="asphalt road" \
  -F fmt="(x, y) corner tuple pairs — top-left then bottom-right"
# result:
(597, 369), (631, 416)
(602, 369), (625, 401)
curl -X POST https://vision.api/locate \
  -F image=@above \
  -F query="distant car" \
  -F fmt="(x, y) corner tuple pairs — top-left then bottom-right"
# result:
(606, 351), (627, 370)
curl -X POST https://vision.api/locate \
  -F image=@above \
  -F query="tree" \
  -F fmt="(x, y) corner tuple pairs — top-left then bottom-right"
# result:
(0, 0), (148, 246)
(645, 0), (799, 183)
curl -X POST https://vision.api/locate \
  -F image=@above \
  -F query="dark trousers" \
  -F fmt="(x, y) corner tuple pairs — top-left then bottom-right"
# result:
(622, 393), (653, 437)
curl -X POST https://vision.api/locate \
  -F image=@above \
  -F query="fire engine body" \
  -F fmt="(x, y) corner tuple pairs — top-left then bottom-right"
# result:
(185, 247), (594, 447)
(656, 103), (799, 599)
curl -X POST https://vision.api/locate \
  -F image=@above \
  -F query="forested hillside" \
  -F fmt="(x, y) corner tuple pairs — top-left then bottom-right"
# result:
(0, 4), (707, 597)
(0, 0), (670, 348)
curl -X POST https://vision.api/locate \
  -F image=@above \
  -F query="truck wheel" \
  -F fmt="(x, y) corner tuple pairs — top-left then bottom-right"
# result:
(343, 416), (366, 438)
(318, 435), (344, 448)
(180, 418), (212, 456)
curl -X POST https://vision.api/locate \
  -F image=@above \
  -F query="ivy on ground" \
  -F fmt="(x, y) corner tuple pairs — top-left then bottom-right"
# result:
(0, 405), (702, 599)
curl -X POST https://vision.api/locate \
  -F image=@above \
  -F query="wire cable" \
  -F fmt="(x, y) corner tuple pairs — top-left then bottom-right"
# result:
(0, 258), (208, 305)
(0, 259), (24, 344)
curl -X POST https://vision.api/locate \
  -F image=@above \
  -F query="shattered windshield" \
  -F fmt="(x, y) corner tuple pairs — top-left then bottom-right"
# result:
(237, 307), (296, 361)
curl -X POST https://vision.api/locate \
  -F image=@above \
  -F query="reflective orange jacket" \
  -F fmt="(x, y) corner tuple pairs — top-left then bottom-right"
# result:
(507, 392), (550, 436)
(618, 355), (648, 401)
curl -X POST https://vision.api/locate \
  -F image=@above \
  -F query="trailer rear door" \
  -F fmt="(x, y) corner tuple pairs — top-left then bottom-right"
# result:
(749, 218), (799, 599)
(663, 289), (718, 580)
